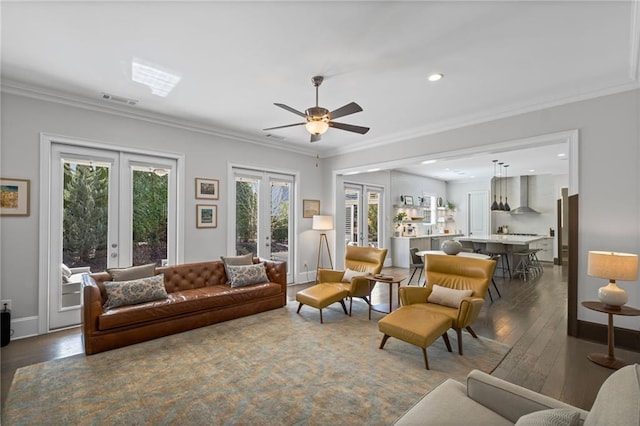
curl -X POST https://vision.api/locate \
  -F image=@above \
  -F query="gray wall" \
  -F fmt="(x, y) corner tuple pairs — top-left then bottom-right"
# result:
(0, 92), (323, 337)
(325, 89), (640, 330)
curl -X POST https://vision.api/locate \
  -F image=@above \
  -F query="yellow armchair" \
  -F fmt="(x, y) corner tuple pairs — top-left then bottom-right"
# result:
(398, 254), (496, 355)
(319, 245), (388, 316)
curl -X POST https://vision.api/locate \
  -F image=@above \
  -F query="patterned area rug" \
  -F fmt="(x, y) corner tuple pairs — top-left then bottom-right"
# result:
(3, 302), (510, 425)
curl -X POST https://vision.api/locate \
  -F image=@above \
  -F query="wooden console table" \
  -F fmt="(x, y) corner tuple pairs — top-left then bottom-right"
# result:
(581, 301), (640, 370)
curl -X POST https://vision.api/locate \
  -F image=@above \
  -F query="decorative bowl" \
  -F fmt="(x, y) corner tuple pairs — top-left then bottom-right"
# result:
(441, 240), (463, 255)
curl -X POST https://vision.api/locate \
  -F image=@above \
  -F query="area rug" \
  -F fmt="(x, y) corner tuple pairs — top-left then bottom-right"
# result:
(3, 302), (510, 425)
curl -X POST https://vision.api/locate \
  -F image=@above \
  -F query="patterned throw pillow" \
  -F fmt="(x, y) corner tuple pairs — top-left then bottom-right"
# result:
(103, 274), (168, 309)
(226, 263), (269, 288)
(221, 253), (254, 282)
(515, 408), (581, 426)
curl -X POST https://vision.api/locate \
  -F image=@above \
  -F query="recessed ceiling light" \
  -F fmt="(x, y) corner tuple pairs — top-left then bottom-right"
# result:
(367, 168), (380, 172)
(428, 73), (444, 82)
(421, 159), (437, 165)
(529, 169), (535, 173)
(132, 58), (181, 97)
(557, 153), (566, 157)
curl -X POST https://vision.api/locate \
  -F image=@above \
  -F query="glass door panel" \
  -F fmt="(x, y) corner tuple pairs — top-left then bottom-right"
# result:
(344, 184), (383, 248)
(132, 166), (169, 266)
(270, 179), (290, 266)
(345, 187), (360, 246)
(366, 189), (381, 248)
(235, 176), (259, 256)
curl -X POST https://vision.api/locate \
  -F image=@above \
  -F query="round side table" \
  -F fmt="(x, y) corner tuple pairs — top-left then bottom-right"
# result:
(581, 301), (640, 369)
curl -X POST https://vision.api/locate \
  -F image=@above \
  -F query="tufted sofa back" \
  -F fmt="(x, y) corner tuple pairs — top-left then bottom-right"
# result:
(87, 259), (280, 304)
(424, 254), (495, 298)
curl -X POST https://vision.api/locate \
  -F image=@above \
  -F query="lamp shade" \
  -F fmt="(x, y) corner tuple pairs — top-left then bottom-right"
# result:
(305, 120), (329, 135)
(312, 215), (333, 231)
(588, 251), (639, 281)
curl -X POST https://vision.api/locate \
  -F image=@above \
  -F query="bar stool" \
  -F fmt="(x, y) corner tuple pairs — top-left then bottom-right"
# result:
(484, 242), (511, 278)
(460, 240), (478, 253)
(513, 251), (532, 280)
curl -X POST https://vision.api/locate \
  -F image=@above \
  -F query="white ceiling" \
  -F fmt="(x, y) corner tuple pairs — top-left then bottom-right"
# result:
(2, 1), (638, 180)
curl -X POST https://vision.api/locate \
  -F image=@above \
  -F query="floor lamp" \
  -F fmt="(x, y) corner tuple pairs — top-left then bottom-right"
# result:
(313, 215), (334, 282)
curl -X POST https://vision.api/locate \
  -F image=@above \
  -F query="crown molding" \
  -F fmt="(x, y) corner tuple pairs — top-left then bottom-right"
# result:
(1, 80), (318, 157)
(324, 80), (640, 158)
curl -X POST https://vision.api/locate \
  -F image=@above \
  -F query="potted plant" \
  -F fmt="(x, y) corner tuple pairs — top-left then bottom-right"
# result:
(393, 212), (407, 237)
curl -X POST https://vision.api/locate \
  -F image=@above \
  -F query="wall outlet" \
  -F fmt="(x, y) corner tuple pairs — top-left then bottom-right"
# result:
(1, 299), (12, 311)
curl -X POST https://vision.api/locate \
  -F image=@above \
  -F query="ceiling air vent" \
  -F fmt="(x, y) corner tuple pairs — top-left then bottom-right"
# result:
(101, 92), (138, 106)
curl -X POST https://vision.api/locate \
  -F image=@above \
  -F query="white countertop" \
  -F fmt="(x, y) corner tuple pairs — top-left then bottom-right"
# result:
(456, 234), (547, 244)
(391, 233), (463, 239)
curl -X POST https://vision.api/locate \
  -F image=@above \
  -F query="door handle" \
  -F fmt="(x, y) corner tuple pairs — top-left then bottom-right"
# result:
(111, 253), (117, 258)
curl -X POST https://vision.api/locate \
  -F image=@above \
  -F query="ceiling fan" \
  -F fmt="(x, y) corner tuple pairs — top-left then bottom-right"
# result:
(264, 76), (370, 143)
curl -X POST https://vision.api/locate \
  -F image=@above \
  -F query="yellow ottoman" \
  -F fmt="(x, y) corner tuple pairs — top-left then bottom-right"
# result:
(296, 284), (349, 323)
(378, 306), (453, 369)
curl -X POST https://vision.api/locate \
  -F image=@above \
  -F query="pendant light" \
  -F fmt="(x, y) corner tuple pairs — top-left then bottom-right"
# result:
(498, 162), (505, 210)
(504, 164), (511, 211)
(490, 160), (499, 210)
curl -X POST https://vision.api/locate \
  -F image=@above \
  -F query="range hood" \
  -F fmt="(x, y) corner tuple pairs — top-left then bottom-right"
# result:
(509, 176), (540, 215)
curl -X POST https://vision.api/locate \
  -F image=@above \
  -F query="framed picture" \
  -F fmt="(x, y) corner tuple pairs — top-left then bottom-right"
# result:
(1, 178), (30, 216)
(196, 204), (217, 228)
(303, 199), (320, 218)
(402, 195), (414, 206)
(195, 178), (219, 200)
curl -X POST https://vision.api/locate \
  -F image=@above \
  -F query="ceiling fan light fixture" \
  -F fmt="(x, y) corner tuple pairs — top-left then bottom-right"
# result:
(305, 118), (329, 135)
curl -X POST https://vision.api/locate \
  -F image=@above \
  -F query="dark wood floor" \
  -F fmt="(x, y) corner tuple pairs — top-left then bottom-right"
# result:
(2, 263), (639, 413)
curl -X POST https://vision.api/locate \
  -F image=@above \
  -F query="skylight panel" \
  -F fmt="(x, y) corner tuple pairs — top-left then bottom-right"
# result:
(132, 58), (181, 97)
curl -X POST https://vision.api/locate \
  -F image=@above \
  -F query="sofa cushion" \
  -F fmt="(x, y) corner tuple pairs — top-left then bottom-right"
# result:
(103, 274), (168, 309)
(515, 409), (580, 426)
(227, 263), (269, 288)
(98, 282), (282, 330)
(427, 284), (472, 308)
(584, 364), (640, 426)
(107, 263), (156, 281)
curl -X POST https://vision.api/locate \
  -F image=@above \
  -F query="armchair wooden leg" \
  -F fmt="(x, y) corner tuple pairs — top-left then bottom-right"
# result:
(455, 328), (463, 355)
(441, 332), (452, 352)
(296, 303), (303, 313)
(349, 297), (353, 316)
(340, 299), (348, 315)
(466, 326), (478, 338)
(421, 347), (430, 370)
(379, 334), (390, 349)
(319, 309), (323, 324)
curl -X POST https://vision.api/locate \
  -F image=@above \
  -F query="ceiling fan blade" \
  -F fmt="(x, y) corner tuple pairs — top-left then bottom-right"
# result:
(274, 103), (307, 118)
(329, 102), (363, 120)
(310, 134), (321, 143)
(263, 122), (305, 131)
(329, 121), (370, 135)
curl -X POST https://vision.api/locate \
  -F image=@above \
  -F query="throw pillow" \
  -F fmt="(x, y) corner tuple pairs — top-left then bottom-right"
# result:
(515, 408), (581, 426)
(107, 263), (156, 282)
(427, 284), (473, 308)
(226, 263), (269, 288)
(61, 263), (72, 278)
(342, 268), (364, 282)
(103, 274), (168, 310)
(221, 253), (254, 279)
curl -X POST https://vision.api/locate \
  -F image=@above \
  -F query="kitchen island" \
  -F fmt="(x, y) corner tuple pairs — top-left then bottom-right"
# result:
(391, 234), (463, 268)
(456, 234), (551, 272)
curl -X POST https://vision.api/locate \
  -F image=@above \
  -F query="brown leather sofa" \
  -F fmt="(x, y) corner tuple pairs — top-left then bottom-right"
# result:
(82, 259), (286, 355)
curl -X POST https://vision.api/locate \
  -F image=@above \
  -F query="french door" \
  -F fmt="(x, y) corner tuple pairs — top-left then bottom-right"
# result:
(344, 183), (383, 248)
(231, 168), (294, 283)
(46, 142), (178, 330)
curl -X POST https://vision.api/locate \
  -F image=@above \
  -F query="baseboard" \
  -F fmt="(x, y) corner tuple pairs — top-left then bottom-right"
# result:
(7, 315), (39, 340)
(577, 319), (640, 352)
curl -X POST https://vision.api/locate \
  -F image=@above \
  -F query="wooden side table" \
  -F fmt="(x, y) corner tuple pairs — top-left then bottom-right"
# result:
(581, 301), (640, 369)
(363, 274), (407, 318)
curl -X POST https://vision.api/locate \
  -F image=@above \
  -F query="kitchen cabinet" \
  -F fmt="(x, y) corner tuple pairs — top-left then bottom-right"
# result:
(530, 237), (554, 262)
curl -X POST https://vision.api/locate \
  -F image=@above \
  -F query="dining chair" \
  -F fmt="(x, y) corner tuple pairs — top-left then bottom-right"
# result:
(408, 248), (424, 285)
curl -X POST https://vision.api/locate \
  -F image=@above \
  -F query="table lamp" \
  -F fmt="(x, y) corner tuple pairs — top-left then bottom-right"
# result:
(313, 215), (334, 281)
(587, 251), (638, 308)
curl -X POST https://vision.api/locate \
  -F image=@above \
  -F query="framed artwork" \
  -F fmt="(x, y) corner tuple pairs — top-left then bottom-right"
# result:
(195, 178), (219, 200)
(402, 195), (414, 206)
(303, 199), (320, 218)
(1, 178), (30, 216)
(196, 204), (217, 228)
